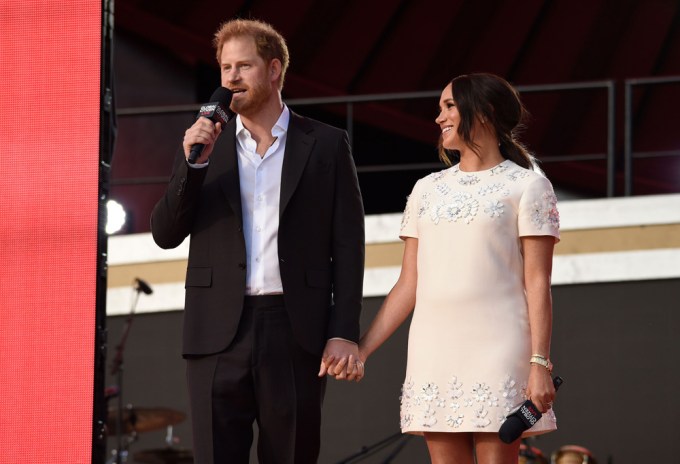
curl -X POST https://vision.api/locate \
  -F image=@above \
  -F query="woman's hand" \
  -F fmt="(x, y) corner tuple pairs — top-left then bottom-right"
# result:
(525, 364), (555, 413)
(345, 344), (368, 382)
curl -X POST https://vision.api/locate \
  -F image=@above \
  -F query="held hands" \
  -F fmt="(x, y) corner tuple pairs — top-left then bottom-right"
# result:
(318, 339), (365, 382)
(183, 117), (223, 164)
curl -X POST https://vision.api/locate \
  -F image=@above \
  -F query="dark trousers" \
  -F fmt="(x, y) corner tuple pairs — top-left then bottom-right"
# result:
(186, 295), (326, 464)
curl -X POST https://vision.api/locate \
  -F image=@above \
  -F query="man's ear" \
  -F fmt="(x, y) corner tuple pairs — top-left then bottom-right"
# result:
(270, 59), (282, 83)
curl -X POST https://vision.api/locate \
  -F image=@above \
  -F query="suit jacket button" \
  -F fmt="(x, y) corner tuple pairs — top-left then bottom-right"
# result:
(238, 263), (246, 270)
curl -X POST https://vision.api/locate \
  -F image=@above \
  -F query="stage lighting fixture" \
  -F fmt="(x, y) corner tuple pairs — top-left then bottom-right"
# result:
(106, 199), (127, 235)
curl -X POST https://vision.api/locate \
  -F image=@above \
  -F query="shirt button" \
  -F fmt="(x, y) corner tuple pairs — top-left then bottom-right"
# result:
(256, 226), (262, 232)
(257, 195), (263, 201)
(255, 257), (261, 263)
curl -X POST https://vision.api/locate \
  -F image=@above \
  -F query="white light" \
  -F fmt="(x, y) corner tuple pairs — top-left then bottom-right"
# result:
(106, 199), (127, 235)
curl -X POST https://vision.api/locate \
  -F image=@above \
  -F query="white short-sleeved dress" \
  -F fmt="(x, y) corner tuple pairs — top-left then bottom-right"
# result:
(399, 159), (560, 436)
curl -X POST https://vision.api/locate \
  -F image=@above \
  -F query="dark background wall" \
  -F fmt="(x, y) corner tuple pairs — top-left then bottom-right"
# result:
(110, 0), (680, 236)
(105, 278), (680, 463)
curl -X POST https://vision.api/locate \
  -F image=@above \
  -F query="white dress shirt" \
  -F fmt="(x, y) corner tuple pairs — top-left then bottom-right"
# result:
(236, 106), (289, 295)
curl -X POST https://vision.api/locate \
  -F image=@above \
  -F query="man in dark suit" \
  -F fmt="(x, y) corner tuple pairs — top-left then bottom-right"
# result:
(151, 18), (365, 464)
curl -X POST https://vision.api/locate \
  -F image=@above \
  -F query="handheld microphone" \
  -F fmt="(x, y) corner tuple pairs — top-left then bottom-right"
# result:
(188, 87), (234, 164)
(134, 278), (153, 295)
(498, 376), (563, 444)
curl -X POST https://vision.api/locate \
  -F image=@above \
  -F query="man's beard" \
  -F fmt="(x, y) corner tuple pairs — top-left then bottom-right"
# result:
(231, 81), (271, 116)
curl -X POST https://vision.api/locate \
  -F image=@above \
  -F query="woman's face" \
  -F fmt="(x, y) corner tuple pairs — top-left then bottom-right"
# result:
(435, 83), (462, 150)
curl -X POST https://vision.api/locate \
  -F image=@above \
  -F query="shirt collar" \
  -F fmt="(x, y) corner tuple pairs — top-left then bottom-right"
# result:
(236, 105), (290, 140)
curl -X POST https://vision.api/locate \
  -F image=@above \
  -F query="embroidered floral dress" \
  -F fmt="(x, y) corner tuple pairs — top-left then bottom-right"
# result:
(399, 159), (560, 436)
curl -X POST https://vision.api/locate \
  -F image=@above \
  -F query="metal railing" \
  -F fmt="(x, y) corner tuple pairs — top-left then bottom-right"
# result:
(117, 77), (679, 197)
(284, 81), (616, 196)
(517, 81), (615, 197)
(624, 75), (680, 196)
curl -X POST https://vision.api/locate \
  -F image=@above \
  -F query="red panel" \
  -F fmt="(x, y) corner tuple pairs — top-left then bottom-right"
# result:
(0, 1), (101, 462)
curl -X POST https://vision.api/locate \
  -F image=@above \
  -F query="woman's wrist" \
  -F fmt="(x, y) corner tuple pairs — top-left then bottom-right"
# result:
(529, 353), (553, 373)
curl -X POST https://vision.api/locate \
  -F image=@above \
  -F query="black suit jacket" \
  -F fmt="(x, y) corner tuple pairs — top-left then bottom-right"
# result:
(151, 111), (365, 357)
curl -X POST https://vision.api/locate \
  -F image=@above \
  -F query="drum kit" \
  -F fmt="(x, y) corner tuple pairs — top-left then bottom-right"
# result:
(105, 404), (193, 464)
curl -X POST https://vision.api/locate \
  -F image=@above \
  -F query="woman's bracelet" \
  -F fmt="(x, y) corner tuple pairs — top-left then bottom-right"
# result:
(530, 354), (553, 372)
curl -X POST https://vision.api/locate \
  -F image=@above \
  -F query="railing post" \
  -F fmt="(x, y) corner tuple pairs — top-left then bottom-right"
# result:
(607, 81), (615, 197)
(622, 75), (680, 197)
(624, 81), (633, 196)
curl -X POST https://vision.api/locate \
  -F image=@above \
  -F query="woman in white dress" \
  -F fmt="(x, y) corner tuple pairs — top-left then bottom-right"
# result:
(356, 73), (560, 464)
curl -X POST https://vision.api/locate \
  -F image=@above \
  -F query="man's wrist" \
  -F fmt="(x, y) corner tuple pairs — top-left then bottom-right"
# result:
(328, 337), (357, 345)
(187, 158), (209, 168)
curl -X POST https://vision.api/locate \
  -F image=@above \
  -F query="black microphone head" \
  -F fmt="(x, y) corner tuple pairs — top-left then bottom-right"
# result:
(188, 87), (233, 164)
(134, 278), (153, 295)
(198, 87), (233, 125)
(498, 415), (526, 443)
(498, 399), (542, 444)
(210, 86), (233, 107)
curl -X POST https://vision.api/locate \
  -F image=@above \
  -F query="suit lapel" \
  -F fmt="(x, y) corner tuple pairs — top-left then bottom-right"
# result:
(280, 112), (315, 219)
(217, 121), (243, 226)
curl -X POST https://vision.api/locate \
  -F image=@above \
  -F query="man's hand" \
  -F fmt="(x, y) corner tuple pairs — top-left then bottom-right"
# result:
(318, 339), (364, 382)
(183, 117), (223, 164)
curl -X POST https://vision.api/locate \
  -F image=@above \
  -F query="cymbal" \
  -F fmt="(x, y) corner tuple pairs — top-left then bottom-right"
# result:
(106, 406), (186, 434)
(133, 448), (193, 464)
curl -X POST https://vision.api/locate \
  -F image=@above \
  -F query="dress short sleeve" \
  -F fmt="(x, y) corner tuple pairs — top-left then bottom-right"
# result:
(399, 180), (421, 240)
(518, 175), (560, 242)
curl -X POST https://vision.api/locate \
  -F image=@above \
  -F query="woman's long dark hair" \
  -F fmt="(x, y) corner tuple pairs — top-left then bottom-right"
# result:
(439, 73), (535, 170)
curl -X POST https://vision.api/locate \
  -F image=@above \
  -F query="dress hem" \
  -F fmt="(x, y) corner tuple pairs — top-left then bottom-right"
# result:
(401, 425), (556, 438)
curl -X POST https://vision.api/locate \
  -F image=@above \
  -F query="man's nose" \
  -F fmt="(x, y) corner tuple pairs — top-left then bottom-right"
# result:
(226, 68), (240, 81)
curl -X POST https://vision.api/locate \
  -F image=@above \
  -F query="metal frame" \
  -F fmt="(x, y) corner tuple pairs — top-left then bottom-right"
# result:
(117, 80), (617, 195)
(516, 81), (615, 197)
(94, 0), (116, 462)
(623, 75), (680, 196)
